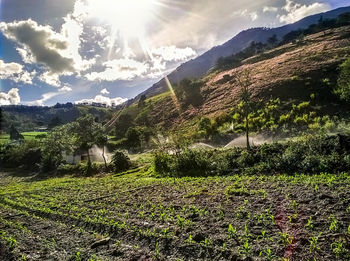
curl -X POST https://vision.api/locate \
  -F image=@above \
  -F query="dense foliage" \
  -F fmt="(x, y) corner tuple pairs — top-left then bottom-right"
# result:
(153, 134), (350, 177)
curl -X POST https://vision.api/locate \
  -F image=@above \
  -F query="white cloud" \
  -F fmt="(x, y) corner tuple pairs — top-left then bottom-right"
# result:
(279, 0), (330, 24)
(0, 59), (34, 84)
(59, 86), (73, 92)
(75, 95), (127, 106)
(100, 88), (109, 95)
(28, 92), (60, 106)
(151, 46), (196, 62)
(263, 6), (278, 13)
(232, 9), (259, 21)
(0, 88), (21, 105)
(85, 58), (149, 81)
(0, 20), (75, 74)
(27, 86), (73, 106)
(38, 72), (61, 87)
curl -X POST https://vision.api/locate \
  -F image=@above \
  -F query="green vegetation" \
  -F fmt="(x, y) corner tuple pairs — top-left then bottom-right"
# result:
(0, 170), (348, 260)
(153, 134), (350, 177)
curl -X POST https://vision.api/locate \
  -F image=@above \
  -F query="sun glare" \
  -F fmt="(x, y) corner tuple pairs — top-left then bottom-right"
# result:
(87, 0), (157, 37)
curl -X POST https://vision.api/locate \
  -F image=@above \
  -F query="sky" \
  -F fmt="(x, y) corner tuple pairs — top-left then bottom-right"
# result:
(0, 0), (349, 106)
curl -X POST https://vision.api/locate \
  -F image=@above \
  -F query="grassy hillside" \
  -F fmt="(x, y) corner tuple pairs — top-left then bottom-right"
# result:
(116, 26), (350, 135)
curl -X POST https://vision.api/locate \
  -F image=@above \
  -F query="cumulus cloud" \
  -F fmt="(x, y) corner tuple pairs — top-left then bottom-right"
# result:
(0, 88), (21, 105)
(232, 9), (258, 21)
(85, 58), (149, 81)
(263, 6), (278, 13)
(279, 0), (330, 24)
(151, 46), (196, 62)
(100, 88), (109, 95)
(0, 1), (95, 87)
(0, 59), (34, 84)
(0, 20), (74, 73)
(38, 72), (61, 87)
(75, 95), (127, 106)
(59, 86), (73, 92)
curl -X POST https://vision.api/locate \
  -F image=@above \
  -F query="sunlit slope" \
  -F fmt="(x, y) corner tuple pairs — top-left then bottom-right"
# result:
(125, 26), (350, 130)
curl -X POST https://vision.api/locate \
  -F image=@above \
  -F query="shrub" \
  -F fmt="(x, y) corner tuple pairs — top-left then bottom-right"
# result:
(112, 151), (131, 172)
(152, 134), (350, 177)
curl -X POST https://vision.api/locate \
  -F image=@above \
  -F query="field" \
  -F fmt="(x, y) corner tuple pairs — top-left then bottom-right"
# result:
(0, 132), (47, 144)
(0, 168), (349, 261)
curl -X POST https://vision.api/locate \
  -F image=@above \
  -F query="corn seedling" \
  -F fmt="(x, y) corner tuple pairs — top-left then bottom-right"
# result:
(153, 242), (160, 260)
(305, 217), (314, 230)
(309, 233), (321, 253)
(259, 248), (275, 261)
(228, 224), (237, 239)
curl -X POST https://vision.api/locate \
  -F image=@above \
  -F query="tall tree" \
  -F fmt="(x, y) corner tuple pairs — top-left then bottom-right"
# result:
(72, 115), (105, 167)
(233, 69), (254, 150)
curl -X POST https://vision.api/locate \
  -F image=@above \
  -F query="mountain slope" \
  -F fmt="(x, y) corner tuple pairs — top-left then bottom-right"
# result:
(120, 25), (350, 131)
(133, 6), (350, 102)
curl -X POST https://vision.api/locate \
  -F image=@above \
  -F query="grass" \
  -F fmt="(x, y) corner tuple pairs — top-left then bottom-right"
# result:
(0, 131), (47, 144)
(0, 168), (349, 260)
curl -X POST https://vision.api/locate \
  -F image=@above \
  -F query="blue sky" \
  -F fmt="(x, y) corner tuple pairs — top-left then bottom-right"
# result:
(0, 0), (349, 106)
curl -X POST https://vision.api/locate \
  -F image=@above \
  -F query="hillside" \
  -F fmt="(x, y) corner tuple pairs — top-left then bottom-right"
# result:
(0, 104), (114, 132)
(117, 25), (350, 132)
(132, 6), (350, 102)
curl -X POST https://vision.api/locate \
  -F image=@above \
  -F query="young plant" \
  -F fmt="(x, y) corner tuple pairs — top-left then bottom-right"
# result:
(228, 224), (237, 239)
(259, 248), (276, 261)
(305, 217), (314, 230)
(279, 232), (293, 246)
(309, 233), (322, 253)
(153, 242), (160, 260)
(328, 215), (339, 232)
(331, 240), (346, 258)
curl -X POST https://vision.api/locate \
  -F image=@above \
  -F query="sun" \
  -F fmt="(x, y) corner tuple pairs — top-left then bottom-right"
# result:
(87, 0), (158, 38)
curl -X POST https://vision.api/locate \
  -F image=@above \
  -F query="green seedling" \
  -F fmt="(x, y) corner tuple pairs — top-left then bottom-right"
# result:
(279, 232), (293, 246)
(309, 233), (322, 253)
(328, 215), (338, 232)
(259, 248), (276, 261)
(305, 217), (314, 230)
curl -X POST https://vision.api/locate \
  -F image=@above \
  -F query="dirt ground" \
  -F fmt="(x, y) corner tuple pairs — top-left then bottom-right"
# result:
(0, 169), (349, 260)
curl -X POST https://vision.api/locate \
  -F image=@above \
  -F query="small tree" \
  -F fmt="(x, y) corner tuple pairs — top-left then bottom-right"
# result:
(48, 116), (63, 129)
(138, 94), (147, 108)
(9, 124), (24, 141)
(95, 126), (108, 169)
(72, 115), (105, 169)
(41, 124), (75, 171)
(233, 69), (254, 150)
(267, 34), (278, 47)
(198, 117), (216, 138)
(334, 58), (350, 101)
(111, 150), (131, 172)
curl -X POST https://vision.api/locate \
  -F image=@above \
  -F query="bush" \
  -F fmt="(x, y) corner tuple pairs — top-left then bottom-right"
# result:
(112, 151), (131, 172)
(152, 134), (350, 177)
(0, 140), (42, 170)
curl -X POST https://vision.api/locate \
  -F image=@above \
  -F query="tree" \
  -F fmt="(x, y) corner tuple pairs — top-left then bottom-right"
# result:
(138, 94), (147, 108)
(115, 114), (133, 139)
(48, 116), (63, 129)
(95, 126), (108, 169)
(233, 69), (254, 150)
(71, 115), (105, 168)
(175, 78), (203, 108)
(334, 58), (350, 101)
(9, 124), (24, 141)
(198, 117), (216, 138)
(267, 34), (278, 47)
(125, 127), (142, 150)
(41, 124), (75, 171)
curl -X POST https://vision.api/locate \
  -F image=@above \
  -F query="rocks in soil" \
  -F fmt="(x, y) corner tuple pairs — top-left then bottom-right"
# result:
(90, 237), (110, 249)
